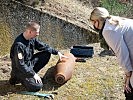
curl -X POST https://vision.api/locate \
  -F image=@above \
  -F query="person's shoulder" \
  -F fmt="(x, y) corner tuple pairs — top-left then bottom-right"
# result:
(104, 19), (115, 31)
(124, 18), (133, 23)
(13, 34), (25, 47)
(14, 33), (23, 41)
(12, 42), (26, 50)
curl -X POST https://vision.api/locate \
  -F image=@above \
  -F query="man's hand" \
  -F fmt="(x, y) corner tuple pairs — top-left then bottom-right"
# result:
(33, 73), (42, 83)
(58, 52), (68, 61)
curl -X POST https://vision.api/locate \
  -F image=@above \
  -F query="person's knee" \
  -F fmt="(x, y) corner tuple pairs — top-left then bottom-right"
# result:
(34, 51), (51, 64)
(41, 51), (51, 58)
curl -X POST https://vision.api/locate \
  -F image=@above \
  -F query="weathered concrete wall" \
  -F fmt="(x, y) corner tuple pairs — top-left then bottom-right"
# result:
(0, 0), (98, 56)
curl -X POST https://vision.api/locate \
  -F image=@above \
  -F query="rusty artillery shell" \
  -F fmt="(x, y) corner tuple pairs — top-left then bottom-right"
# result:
(55, 53), (76, 84)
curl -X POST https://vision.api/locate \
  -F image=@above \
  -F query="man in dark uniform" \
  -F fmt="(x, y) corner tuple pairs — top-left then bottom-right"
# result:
(9, 21), (67, 92)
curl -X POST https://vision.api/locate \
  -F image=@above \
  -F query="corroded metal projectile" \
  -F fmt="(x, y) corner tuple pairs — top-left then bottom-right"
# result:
(55, 53), (76, 84)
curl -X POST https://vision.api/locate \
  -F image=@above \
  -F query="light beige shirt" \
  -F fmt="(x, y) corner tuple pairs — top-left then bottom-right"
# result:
(102, 18), (133, 87)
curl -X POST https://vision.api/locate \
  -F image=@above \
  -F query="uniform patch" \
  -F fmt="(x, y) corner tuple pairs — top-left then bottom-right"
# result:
(18, 53), (23, 59)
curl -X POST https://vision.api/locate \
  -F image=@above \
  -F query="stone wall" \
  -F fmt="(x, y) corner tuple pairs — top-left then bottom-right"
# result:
(0, 0), (98, 56)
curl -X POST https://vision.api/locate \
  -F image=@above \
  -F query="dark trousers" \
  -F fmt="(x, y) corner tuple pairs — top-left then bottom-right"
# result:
(10, 51), (51, 92)
(124, 82), (133, 100)
(32, 51), (51, 73)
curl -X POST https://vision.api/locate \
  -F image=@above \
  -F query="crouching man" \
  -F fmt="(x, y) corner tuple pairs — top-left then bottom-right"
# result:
(9, 21), (67, 92)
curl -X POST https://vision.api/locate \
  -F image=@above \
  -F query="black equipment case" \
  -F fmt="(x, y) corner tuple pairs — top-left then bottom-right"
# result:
(70, 45), (94, 58)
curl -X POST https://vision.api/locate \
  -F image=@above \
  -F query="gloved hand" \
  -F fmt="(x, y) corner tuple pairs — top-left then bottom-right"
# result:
(58, 52), (68, 61)
(33, 73), (42, 83)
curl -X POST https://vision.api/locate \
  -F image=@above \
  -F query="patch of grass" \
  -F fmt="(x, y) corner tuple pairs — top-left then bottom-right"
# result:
(100, 0), (133, 17)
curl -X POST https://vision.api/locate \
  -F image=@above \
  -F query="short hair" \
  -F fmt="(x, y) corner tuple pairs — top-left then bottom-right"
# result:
(26, 21), (40, 31)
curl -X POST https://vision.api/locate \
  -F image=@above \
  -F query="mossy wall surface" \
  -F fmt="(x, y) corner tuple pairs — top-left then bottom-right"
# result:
(0, 0), (98, 56)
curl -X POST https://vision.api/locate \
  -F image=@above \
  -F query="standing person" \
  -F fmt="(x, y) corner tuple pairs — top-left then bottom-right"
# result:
(9, 21), (67, 92)
(90, 7), (133, 99)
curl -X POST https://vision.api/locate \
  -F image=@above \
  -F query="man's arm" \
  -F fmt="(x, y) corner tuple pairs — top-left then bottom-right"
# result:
(34, 38), (58, 55)
(13, 43), (36, 77)
(34, 39), (68, 60)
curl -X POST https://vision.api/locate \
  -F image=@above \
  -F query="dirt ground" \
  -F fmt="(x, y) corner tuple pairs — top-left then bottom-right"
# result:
(0, 43), (125, 100)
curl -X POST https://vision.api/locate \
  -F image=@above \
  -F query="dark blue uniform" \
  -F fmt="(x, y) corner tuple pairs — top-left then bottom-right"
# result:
(9, 33), (58, 92)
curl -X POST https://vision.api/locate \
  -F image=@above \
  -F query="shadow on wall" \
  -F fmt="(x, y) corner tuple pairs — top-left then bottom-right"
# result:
(0, 21), (12, 56)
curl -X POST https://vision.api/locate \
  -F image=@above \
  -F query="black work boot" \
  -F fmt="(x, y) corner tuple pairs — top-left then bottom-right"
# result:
(9, 77), (20, 85)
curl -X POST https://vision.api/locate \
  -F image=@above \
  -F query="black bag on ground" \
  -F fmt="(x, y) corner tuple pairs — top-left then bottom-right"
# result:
(70, 45), (94, 58)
